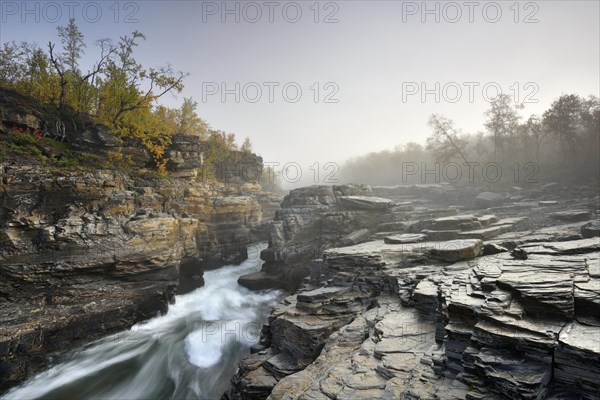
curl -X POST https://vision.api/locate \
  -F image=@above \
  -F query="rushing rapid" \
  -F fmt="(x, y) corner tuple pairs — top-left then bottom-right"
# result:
(2, 244), (282, 400)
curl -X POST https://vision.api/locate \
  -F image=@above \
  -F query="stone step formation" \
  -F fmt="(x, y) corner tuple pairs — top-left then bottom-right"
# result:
(231, 184), (600, 400)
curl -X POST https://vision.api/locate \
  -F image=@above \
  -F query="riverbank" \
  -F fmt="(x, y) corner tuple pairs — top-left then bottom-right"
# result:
(2, 243), (283, 400)
(0, 91), (282, 391)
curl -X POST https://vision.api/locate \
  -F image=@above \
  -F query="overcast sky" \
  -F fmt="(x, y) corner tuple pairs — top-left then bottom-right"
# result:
(1, 1), (598, 182)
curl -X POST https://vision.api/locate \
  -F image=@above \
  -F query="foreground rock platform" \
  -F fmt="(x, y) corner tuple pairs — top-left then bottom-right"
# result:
(231, 183), (600, 399)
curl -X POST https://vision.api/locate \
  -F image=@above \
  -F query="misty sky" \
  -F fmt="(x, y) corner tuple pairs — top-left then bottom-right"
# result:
(1, 1), (598, 182)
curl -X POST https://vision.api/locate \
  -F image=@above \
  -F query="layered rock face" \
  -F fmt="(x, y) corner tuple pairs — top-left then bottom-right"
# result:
(238, 185), (398, 291)
(0, 103), (271, 390)
(232, 184), (600, 399)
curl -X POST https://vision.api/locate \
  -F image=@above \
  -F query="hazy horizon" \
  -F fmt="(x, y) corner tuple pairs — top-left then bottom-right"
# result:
(1, 0), (598, 186)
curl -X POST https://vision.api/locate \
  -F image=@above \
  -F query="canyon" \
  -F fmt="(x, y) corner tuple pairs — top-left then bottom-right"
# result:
(1, 91), (599, 399)
(0, 92), (281, 392)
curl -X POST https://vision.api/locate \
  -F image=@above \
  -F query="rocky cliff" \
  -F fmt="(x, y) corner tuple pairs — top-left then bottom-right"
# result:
(231, 183), (600, 399)
(0, 90), (273, 391)
(238, 185), (399, 291)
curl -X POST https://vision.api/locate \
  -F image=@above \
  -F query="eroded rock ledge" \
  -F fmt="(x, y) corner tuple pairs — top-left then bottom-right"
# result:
(0, 105), (279, 391)
(231, 185), (600, 400)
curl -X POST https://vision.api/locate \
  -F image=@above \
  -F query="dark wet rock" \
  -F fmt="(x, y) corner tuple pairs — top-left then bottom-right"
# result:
(270, 306), (355, 366)
(177, 256), (205, 294)
(237, 271), (282, 291)
(263, 351), (302, 379)
(511, 248), (528, 260)
(472, 347), (552, 399)
(231, 364), (279, 400)
(482, 243), (508, 256)
(581, 220), (600, 238)
(553, 321), (600, 397)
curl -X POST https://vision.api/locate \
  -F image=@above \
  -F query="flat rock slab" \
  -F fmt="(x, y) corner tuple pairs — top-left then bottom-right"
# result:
(558, 321), (600, 354)
(551, 210), (591, 222)
(477, 215), (499, 226)
(263, 351), (303, 378)
(338, 196), (395, 210)
(476, 192), (508, 207)
(297, 286), (351, 303)
(519, 237), (600, 255)
(384, 233), (427, 244)
(458, 225), (512, 240)
(491, 217), (527, 227)
(421, 229), (460, 241)
(431, 215), (478, 230)
(554, 321), (600, 396)
(430, 239), (483, 262)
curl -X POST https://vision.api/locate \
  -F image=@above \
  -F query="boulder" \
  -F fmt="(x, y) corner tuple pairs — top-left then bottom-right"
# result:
(177, 256), (204, 294)
(238, 271), (282, 290)
(430, 239), (483, 262)
(581, 220), (600, 238)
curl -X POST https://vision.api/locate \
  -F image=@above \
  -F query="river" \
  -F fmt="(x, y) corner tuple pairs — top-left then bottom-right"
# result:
(2, 243), (281, 400)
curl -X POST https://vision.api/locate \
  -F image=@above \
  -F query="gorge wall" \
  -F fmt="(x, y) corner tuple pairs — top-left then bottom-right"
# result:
(0, 91), (279, 391)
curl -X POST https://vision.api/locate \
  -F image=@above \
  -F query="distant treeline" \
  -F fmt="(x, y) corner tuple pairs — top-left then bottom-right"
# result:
(339, 93), (599, 187)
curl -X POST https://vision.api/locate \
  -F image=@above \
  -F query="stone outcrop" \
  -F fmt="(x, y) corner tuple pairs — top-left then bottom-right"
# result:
(240, 184), (513, 293)
(238, 185), (396, 291)
(231, 185), (600, 400)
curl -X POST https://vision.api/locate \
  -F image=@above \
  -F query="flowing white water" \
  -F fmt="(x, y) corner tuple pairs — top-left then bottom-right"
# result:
(3, 243), (281, 400)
